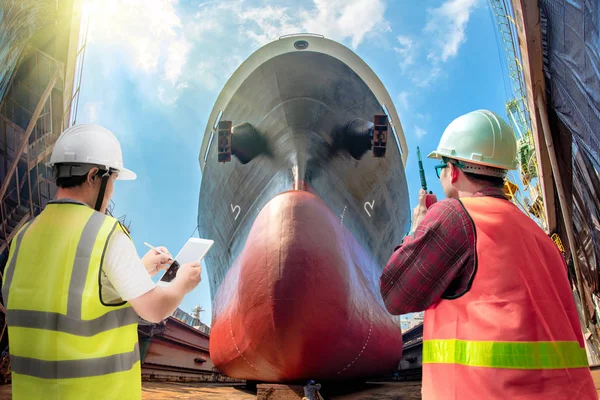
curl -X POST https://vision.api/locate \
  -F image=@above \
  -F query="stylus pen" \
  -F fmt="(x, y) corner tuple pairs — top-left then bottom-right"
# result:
(143, 242), (173, 260)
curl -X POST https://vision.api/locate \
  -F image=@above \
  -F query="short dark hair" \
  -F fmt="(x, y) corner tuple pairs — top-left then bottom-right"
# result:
(56, 174), (89, 189)
(462, 171), (505, 188)
(444, 157), (506, 189)
(55, 169), (110, 189)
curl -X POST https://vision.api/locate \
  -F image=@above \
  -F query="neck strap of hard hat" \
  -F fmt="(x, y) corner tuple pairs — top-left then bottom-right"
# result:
(94, 171), (111, 212)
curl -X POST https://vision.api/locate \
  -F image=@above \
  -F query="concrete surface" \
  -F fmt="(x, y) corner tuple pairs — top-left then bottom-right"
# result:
(0, 370), (599, 399)
(142, 382), (254, 399)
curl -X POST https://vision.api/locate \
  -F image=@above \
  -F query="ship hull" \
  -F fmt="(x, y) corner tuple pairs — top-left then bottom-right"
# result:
(209, 190), (403, 381)
(197, 35), (410, 382)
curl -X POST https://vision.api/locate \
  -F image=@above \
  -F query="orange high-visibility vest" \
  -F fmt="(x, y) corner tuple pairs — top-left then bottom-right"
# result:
(422, 196), (596, 400)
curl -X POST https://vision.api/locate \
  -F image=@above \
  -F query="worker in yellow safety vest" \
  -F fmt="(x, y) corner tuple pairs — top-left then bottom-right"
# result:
(379, 110), (597, 399)
(2, 124), (202, 399)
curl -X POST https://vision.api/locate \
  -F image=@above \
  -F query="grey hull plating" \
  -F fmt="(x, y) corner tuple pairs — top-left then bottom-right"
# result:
(198, 48), (411, 301)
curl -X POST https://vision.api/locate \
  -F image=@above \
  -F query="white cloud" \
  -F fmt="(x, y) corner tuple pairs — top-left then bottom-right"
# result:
(397, 91), (410, 111)
(412, 66), (442, 88)
(425, 0), (478, 63)
(158, 82), (189, 106)
(237, 5), (302, 46)
(195, 61), (221, 93)
(183, 0), (391, 93)
(165, 38), (191, 85)
(415, 126), (427, 140)
(193, 0), (390, 49)
(84, 101), (103, 122)
(416, 113), (431, 121)
(393, 0), (478, 88)
(192, 1), (302, 46)
(190, 3), (226, 39)
(394, 35), (415, 71)
(302, 0), (390, 49)
(84, 0), (391, 104)
(397, 36), (413, 49)
(86, 0), (191, 105)
(190, 0), (389, 51)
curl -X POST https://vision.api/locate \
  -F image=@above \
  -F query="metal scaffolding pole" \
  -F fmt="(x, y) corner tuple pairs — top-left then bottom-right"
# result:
(0, 68), (59, 203)
(536, 93), (589, 327)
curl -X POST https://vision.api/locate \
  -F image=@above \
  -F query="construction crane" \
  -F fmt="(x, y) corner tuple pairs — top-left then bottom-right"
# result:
(489, 0), (553, 237)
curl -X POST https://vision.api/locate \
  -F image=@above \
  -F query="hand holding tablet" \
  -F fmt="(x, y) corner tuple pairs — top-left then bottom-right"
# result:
(144, 238), (214, 283)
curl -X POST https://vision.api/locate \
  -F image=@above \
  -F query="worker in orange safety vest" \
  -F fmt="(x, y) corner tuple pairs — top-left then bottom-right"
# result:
(380, 110), (597, 399)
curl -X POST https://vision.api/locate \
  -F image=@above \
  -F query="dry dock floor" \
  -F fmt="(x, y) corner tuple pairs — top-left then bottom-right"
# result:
(141, 381), (422, 399)
(0, 370), (599, 398)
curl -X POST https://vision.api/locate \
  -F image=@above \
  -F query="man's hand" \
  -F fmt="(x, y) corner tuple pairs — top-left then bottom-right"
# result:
(130, 259), (201, 324)
(411, 189), (437, 232)
(142, 246), (172, 277)
(175, 262), (202, 294)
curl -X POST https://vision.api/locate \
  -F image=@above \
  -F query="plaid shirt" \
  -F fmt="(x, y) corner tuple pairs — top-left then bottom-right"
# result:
(379, 187), (508, 315)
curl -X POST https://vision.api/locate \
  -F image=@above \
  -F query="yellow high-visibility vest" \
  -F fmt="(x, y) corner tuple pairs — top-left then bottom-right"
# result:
(2, 200), (141, 400)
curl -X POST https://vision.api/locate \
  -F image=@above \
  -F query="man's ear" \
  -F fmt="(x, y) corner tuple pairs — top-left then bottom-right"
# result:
(451, 163), (460, 184)
(86, 167), (99, 186)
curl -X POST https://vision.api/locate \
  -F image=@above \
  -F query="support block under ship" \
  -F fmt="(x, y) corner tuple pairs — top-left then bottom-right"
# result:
(197, 34), (411, 383)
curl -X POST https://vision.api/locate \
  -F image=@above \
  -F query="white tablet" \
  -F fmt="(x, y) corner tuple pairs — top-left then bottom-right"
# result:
(159, 238), (214, 283)
(175, 238), (214, 265)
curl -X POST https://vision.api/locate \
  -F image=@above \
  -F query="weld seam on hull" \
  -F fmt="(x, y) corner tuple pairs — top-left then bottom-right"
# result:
(336, 303), (374, 375)
(228, 310), (258, 372)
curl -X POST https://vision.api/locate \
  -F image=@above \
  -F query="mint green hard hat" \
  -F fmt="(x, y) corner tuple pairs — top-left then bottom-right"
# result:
(428, 110), (518, 172)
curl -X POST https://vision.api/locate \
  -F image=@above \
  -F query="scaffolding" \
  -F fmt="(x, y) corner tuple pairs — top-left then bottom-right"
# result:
(0, 0), (87, 253)
(107, 200), (132, 234)
(490, 0), (548, 233)
(0, 0), (85, 381)
(0, 48), (65, 255)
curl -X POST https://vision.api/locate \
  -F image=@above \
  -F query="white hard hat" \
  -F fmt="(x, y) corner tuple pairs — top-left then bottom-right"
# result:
(48, 124), (136, 180)
(428, 110), (518, 173)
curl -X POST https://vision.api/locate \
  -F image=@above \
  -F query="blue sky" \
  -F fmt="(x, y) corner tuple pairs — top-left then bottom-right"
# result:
(75, 0), (511, 326)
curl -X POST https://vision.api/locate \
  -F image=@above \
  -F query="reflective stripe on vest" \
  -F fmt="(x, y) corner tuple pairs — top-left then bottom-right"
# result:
(5, 307), (138, 336)
(10, 343), (140, 379)
(2, 205), (139, 381)
(2, 210), (106, 310)
(1, 220), (33, 306)
(423, 339), (589, 369)
(421, 197), (597, 399)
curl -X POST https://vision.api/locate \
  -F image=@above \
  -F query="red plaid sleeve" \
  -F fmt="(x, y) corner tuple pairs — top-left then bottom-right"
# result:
(379, 198), (477, 315)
